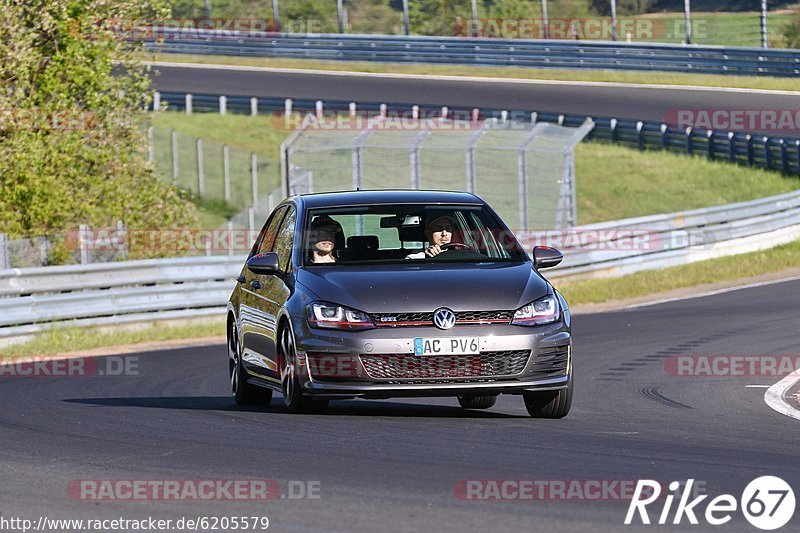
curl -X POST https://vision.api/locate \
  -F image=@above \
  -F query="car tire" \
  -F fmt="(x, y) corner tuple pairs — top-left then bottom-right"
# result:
(457, 394), (497, 409)
(280, 326), (329, 415)
(523, 379), (572, 418)
(229, 321), (273, 405)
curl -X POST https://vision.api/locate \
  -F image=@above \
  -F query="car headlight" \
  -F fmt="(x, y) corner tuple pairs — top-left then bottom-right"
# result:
(306, 302), (375, 330)
(512, 295), (560, 326)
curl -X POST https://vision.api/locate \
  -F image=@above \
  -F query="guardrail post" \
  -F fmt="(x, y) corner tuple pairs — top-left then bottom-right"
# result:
(779, 139), (788, 174)
(380, 103), (387, 118)
(197, 138), (205, 198)
(251, 152), (258, 206)
(558, 114), (565, 126)
(610, 118), (618, 143)
(636, 121), (644, 150)
(79, 224), (89, 265)
(441, 106), (448, 120)
(500, 110), (508, 125)
(0, 233), (8, 270)
(661, 124), (669, 149)
(185, 93), (192, 115)
(530, 112), (537, 125)
(315, 100), (323, 120)
(153, 91), (160, 112)
(219, 95), (227, 116)
(349, 102), (357, 117)
(706, 130), (715, 160)
(726, 132), (736, 162)
(685, 127), (693, 155)
(746, 134), (754, 165)
(171, 129), (179, 183)
(250, 97), (258, 117)
(285, 98), (293, 116)
(763, 136), (772, 170)
(223, 145), (231, 204)
(412, 105), (419, 119)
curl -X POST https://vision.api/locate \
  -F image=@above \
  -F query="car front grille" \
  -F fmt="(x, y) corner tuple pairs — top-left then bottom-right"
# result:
(371, 310), (513, 327)
(529, 345), (570, 378)
(359, 350), (530, 380)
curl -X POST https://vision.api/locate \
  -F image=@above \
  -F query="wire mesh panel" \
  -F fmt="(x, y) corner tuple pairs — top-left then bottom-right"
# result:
(283, 116), (593, 231)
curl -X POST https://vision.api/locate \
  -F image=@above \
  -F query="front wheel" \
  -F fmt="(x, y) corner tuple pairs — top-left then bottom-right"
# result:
(280, 327), (328, 414)
(523, 379), (572, 418)
(457, 394), (497, 409)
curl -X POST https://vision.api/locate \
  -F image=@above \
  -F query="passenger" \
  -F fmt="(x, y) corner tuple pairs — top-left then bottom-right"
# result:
(405, 214), (455, 259)
(309, 215), (340, 263)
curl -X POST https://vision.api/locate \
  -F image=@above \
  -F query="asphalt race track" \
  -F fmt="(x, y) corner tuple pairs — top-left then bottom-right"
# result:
(150, 63), (800, 123)
(2, 279), (798, 532)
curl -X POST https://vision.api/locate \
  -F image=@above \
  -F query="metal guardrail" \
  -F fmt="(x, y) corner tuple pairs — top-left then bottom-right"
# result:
(145, 31), (800, 77)
(154, 92), (800, 176)
(2, 189), (799, 341)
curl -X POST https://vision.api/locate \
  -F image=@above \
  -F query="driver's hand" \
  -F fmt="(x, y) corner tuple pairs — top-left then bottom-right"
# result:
(424, 244), (443, 257)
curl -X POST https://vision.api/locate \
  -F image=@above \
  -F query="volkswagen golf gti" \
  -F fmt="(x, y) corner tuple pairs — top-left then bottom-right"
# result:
(227, 190), (572, 417)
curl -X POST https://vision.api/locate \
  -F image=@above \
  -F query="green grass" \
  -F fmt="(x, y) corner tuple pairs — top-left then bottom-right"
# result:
(557, 238), (800, 305)
(574, 142), (799, 223)
(151, 111), (800, 225)
(0, 320), (226, 359)
(151, 52), (800, 93)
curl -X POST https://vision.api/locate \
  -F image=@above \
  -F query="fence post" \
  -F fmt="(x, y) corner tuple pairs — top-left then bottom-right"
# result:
(706, 130), (714, 160)
(147, 127), (154, 162)
(611, 0), (618, 41)
(219, 95), (227, 116)
(636, 121), (644, 150)
(227, 220), (234, 256)
(251, 152), (258, 207)
(0, 233), (8, 270)
(517, 148), (527, 231)
(250, 97), (258, 117)
(248, 206), (255, 232)
(223, 145), (231, 204)
(79, 224), (89, 265)
(197, 138), (205, 198)
(39, 237), (50, 266)
(685, 127), (693, 155)
(683, 0), (692, 44)
(728, 132), (736, 162)
(185, 93), (193, 114)
(117, 220), (128, 260)
(268, 193), (274, 214)
(763, 136), (771, 170)
(761, 0), (768, 49)
(171, 129), (179, 183)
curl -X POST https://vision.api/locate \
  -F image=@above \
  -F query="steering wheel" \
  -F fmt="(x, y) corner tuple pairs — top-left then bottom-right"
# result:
(440, 242), (475, 251)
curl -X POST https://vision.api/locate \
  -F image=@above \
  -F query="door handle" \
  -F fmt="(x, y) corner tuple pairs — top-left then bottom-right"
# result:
(236, 276), (246, 283)
(249, 280), (261, 290)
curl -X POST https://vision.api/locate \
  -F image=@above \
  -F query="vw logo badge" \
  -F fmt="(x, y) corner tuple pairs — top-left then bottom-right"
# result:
(432, 308), (456, 330)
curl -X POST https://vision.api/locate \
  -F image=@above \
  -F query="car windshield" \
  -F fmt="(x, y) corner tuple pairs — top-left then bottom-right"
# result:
(302, 204), (526, 266)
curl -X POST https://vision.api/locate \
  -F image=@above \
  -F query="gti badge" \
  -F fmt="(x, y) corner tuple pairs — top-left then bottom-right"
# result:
(432, 308), (456, 330)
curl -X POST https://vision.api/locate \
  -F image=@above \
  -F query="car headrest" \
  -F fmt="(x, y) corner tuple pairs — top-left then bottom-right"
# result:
(347, 235), (379, 251)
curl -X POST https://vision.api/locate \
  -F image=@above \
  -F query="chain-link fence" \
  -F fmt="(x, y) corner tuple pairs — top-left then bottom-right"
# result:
(282, 116), (593, 231)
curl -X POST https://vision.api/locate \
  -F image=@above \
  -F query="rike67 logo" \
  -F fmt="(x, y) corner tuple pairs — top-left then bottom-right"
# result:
(625, 477), (795, 530)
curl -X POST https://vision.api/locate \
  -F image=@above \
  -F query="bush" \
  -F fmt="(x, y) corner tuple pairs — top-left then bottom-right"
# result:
(0, 0), (197, 260)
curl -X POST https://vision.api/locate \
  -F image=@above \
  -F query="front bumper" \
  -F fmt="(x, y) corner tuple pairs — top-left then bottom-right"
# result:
(292, 318), (572, 399)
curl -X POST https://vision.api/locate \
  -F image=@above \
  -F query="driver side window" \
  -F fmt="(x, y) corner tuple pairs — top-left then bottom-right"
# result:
(251, 206), (287, 257)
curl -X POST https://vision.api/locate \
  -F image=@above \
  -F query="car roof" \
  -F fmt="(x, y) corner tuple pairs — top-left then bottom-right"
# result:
(294, 189), (484, 209)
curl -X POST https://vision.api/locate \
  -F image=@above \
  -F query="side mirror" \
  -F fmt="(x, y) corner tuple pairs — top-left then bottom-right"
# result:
(532, 246), (563, 269)
(247, 252), (281, 276)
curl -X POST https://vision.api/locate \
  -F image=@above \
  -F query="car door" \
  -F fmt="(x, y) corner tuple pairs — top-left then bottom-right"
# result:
(243, 205), (297, 384)
(240, 206), (286, 379)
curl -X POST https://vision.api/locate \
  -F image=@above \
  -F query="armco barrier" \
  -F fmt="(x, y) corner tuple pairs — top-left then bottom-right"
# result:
(153, 92), (800, 176)
(2, 190), (799, 341)
(144, 31), (800, 77)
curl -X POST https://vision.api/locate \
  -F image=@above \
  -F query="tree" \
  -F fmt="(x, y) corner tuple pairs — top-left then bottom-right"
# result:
(0, 0), (196, 261)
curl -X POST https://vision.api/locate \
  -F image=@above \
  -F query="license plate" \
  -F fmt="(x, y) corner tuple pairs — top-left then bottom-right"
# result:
(414, 337), (480, 356)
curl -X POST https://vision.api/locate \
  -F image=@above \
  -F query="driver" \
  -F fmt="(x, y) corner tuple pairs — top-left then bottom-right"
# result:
(405, 214), (456, 259)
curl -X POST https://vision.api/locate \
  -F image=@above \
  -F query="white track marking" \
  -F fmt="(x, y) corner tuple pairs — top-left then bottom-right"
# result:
(623, 275), (800, 310)
(144, 61), (799, 96)
(765, 369), (800, 421)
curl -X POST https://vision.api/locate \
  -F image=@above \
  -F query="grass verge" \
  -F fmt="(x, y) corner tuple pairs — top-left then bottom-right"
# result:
(557, 238), (800, 305)
(0, 320), (226, 359)
(150, 53), (800, 93)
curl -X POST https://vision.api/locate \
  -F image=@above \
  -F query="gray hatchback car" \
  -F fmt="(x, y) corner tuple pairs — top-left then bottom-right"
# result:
(227, 190), (572, 417)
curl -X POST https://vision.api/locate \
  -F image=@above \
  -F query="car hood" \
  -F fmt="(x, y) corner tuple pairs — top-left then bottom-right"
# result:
(296, 262), (550, 313)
